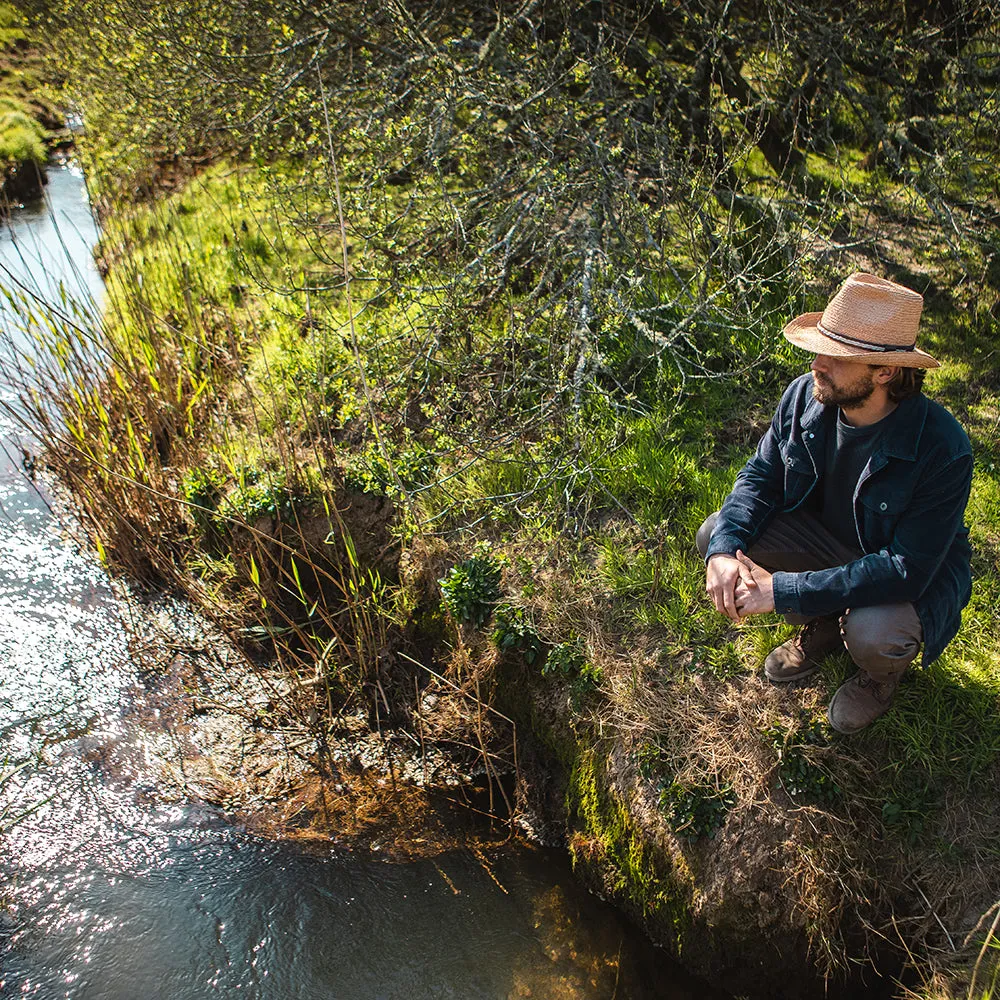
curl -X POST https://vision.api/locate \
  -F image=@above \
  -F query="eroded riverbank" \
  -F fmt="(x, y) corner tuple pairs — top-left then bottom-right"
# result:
(0, 161), (722, 1000)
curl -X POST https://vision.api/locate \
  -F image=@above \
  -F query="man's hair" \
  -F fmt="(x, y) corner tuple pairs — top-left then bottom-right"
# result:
(870, 365), (925, 402)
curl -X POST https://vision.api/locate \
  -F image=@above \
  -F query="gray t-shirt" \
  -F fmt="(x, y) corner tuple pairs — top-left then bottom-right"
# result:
(817, 407), (900, 550)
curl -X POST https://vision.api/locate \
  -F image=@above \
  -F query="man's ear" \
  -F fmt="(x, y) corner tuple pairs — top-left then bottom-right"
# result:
(872, 365), (898, 385)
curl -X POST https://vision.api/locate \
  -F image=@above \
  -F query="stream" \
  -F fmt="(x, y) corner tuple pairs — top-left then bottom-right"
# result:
(0, 161), (720, 1000)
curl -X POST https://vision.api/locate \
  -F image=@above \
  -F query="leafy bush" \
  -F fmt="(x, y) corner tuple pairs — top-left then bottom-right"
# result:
(492, 602), (543, 663)
(181, 465), (222, 499)
(439, 547), (503, 626)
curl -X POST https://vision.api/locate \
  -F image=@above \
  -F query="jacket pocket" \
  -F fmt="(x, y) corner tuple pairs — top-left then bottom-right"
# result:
(780, 442), (815, 507)
(858, 490), (908, 551)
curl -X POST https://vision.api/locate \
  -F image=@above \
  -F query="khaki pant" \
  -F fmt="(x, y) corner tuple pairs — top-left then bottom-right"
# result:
(696, 509), (922, 679)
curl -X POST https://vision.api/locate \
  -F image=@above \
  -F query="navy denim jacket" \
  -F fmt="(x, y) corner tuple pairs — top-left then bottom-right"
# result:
(706, 373), (973, 665)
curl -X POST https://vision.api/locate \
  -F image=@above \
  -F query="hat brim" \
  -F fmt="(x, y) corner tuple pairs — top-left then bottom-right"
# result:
(782, 312), (940, 369)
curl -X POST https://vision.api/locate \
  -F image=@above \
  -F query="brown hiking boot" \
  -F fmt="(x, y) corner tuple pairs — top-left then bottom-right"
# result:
(764, 616), (843, 683)
(827, 670), (902, 734)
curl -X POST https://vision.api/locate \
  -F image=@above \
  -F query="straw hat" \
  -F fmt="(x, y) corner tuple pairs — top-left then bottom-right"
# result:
(783, 272), (939, 368)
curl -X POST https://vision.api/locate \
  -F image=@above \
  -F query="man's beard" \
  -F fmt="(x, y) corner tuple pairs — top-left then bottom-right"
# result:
(812, 370), (876, 409)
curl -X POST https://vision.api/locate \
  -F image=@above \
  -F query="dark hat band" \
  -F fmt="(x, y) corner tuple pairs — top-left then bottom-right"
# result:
(817, 320), (916, 353)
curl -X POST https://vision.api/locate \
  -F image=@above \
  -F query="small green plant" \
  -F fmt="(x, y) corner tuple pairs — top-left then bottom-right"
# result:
(541, 640), (603, 708)
(492, 602), (543, 663)
(569, 660), (604, 708)
(881, 783), (937, 846)
(513, 554), (538, 598)
(659, 779), (736, 841)
(215, 469), (316, 525)
(635, 739), (669, 781)
(542, 640), (587, 677)
(351, 441), (436, 496)
(180, 465), (226, 534)
(767, 720), (840, 804)
(638, 742), (736, 841)
(439, 546), (503, 626)
(686, 642), (744, 679)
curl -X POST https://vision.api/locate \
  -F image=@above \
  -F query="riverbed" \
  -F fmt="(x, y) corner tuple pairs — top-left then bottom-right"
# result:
(0, 161), (722, 999)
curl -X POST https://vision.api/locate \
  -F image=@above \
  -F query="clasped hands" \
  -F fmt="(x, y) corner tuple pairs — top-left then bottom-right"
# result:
(705, 550), (775, 621)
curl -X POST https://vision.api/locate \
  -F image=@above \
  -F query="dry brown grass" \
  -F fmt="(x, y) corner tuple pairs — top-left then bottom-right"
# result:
(586, 638), (1000, 987)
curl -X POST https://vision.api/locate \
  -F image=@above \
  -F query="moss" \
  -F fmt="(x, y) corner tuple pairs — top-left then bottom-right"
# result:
(494, 659), (580, 771)
(0, 105), (46, 165)
(565, 744), (693, 948)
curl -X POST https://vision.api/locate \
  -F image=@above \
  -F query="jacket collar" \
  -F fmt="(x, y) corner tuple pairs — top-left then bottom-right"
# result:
(799, 381), (929, 462)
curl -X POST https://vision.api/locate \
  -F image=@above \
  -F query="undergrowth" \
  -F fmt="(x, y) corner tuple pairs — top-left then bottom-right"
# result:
(0, 4), (60, 168)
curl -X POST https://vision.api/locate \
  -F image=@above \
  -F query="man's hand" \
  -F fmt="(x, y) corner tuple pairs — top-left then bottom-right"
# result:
(706, 553), (746, 621)
(734, 549), (775, 617)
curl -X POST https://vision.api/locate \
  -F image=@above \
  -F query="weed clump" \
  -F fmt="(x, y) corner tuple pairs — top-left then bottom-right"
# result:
(635, 738), (669, 782)
(492, 602), (543, 664)
(439, 547), (503, 626)
(635, 739), (735, 840)
(542, 641), (588, 678)
(659, 779), (736, 841)
(767, 720), (840, 805)
(880, 783), (936, 846)
(542, 640), (603, 708)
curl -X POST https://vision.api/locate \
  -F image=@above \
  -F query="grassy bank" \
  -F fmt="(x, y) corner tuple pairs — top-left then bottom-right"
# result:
(0, 2), (64, 199)
(4, 3), (1000, 996)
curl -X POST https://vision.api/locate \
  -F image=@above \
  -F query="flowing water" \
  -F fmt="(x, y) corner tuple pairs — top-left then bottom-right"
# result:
(0, 162), (721, 1000)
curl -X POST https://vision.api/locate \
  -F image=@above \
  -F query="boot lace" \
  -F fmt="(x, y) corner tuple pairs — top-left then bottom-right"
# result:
(856, 670), (895, 703)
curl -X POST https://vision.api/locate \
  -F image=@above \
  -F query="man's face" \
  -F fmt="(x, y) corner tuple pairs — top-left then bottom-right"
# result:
(810, 355), (876, 409)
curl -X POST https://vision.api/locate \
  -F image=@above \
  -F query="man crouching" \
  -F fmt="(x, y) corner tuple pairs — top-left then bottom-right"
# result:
(696, 273), (973, 734)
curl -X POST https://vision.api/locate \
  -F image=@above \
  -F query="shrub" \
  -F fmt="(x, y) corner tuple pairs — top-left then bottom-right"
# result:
(492, 602), (543, 663)
(439, 547), (502, 626)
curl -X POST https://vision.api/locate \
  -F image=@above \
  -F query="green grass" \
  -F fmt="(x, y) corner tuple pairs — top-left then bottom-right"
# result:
(0, 5), (60, 160)
(0, 106), (45, 163)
